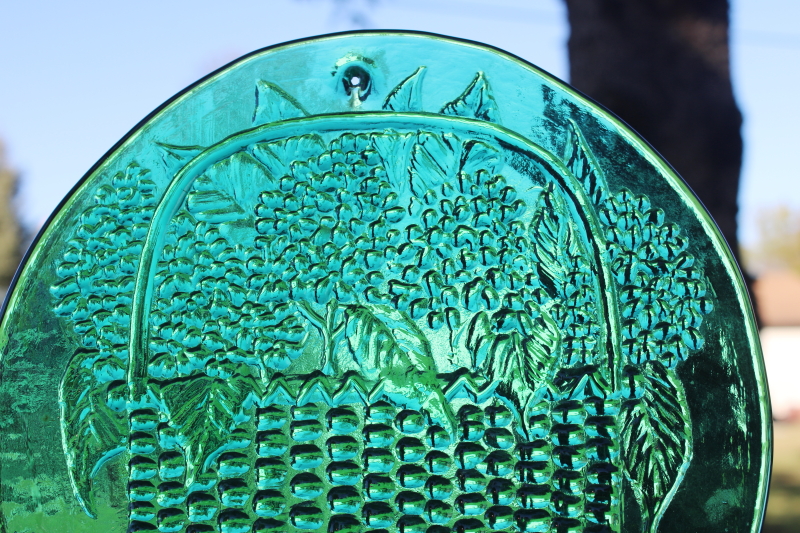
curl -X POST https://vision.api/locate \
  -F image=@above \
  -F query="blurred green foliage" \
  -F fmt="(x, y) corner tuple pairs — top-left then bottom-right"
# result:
(743, 206), (800, 277)
(0, 140), (21, 289)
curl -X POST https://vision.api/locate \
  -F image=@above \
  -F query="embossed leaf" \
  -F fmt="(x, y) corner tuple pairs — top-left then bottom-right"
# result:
(466, 308), (560, 418)
(60, 353), (127, 517)
(253, 80), (309, 125)
(465, 311), (492, 365)
(252, 133), (326, 178)
(460, 139), (503, 177)
(161, 371), (262, 482)
(529, 184), (583, 291)
(187, 152), (273, 223)
(366, 304), (435, 372)
(383, 66), (427, 112)
(155, 142), (205, 174)
(528, 183), (610, 389)
(371, 130), (415, 194)
(344, 304), (432, 375)
(410, 132), (460, 196)
(440, 72), (500, 123)
(344, 304), (455, 432)
(620, 362), (692, 533)
(563, 120), (609, 205)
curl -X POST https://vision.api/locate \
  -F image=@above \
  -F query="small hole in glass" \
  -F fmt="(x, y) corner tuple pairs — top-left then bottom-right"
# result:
(342, 65), (371, 101)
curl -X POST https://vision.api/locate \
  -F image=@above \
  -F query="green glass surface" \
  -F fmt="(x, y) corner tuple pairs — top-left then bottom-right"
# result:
(0, 31), (769, 533)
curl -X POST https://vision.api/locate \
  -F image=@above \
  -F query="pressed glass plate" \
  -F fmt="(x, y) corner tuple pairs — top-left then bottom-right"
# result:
(0, 31), (769, 533)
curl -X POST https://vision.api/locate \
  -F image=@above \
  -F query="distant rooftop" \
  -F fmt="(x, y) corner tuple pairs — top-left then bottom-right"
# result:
(753, 270), (800, 327)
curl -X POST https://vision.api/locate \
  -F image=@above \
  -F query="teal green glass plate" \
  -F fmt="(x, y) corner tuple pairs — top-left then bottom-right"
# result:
(0, 31), (768, 533)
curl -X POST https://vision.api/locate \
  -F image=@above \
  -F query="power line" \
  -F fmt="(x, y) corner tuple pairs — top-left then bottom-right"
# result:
(298, 0), (564, 29)
(298, 0), (800, 51)
(389, 0), (564, 25)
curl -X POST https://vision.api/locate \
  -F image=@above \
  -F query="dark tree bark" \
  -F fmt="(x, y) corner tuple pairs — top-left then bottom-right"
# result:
(564, 0), (743, 261)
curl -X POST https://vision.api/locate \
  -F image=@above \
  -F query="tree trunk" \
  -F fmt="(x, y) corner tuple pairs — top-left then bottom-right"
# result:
(564, 0), (743, 262)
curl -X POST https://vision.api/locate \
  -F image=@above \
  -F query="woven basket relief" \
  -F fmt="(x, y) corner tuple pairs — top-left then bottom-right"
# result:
(53, 71), (714, 533)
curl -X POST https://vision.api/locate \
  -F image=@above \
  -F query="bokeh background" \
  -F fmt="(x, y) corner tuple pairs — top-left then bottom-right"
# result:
(1, 0), (798, 530)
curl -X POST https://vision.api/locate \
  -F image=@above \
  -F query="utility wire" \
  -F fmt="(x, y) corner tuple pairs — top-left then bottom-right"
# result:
(299, 0), (800, 51)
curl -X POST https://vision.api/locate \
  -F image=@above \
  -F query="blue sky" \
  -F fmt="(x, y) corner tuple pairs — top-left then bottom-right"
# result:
(0, 0), (798, 246)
